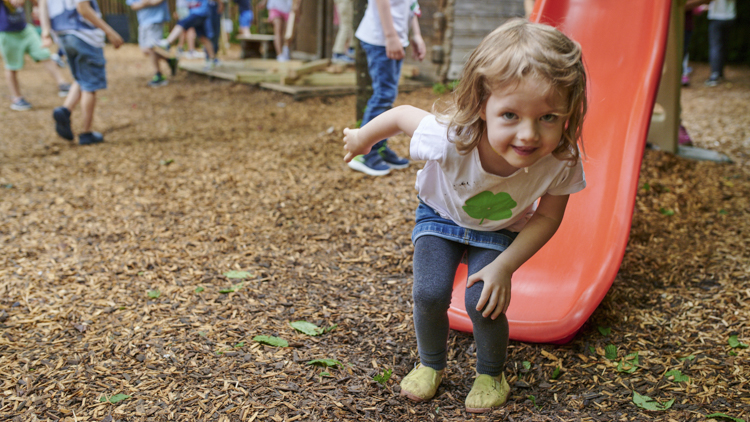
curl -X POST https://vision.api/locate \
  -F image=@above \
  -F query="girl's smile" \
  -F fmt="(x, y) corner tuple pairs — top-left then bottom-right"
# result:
(478, 77), (567, 177)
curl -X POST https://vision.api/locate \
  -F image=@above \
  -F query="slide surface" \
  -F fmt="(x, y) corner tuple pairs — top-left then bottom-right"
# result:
(448, 0), (673, 343)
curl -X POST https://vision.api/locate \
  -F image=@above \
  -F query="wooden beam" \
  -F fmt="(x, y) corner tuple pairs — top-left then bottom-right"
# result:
(282, 59), (331, 84)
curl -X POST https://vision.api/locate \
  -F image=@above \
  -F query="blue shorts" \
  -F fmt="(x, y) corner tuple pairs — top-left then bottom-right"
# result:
(178, 13), (213, 39)
(56, 34), (106, 92)
(412, 201), (518, 253)
(238, 9), (253, 28)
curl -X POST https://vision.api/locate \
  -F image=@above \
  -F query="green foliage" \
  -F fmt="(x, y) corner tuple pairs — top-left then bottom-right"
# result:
(678, 354), (696, 361)
(527, 395), (541, 410)
(617, 353), (639, 374)
(100, 394), (130, 404)
(642, 182), (650, 191)
(253, 335), (288, 347)
(551, 367), (561, 380)
(632, 391), (674, 411)
(219, 282), (244, 294)
(462, 191), (518, 225)
(664, 369), (689, 383)
(224, 270), (252, 279)
(307, 358), (341, 368)
(604, 344), (618, 360)
(728, 335), (748, 349)
(289, 321), (337, 336)
(373, 368), (392, 385)
(147, 290), (160, 299)
(705, 413), (746, 422)
(522, 361), (531, 370)
(597, 326), (611, 336)
(659, 208), (675, 216)
(432, 83), (447, 95)
(194, 286), (204, 293)
(159, 159), (174, 166)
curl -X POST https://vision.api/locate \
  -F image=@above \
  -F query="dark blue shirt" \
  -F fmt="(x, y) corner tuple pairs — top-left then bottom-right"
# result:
(0, 2), (27, 32)
(233, 0), (250, 12)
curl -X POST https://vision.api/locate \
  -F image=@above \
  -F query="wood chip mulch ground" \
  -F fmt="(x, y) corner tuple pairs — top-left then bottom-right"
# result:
(1, 45), (749, 422)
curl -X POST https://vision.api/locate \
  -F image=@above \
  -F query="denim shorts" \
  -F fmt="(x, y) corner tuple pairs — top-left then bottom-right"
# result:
(178, 13), (213, 39)
(412, 201), (518, 252)
(57, 34), (106, 92)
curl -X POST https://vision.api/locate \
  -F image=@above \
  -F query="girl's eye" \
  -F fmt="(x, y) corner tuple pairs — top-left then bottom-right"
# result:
(540, 114), (559, 122)
(502, 112), (517, 120)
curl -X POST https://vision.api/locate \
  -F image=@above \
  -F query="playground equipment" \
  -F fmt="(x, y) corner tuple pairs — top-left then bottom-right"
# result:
(448, 0), (677, 343)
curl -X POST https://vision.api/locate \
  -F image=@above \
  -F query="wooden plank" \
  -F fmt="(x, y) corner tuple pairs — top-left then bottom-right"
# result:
(179, 62), (239, 81)
(236, 34), (275, 41)
(236, 72), (283, 84)
(283, 59), (331, 84)
(152, 46), (176, 60)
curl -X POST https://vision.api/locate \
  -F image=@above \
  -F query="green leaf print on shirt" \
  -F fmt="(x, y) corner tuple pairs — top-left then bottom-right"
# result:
(462, 191), (518, 225)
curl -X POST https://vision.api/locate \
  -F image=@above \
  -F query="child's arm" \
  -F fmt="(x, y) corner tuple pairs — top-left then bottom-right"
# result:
(342, 105), (429, 162)
(38, 0), (53, 47)
(76, 0), (124, 48)
(373, 0), (403, 60)
(409, 14), (425, 61)
(466, 193), (570, 320)
(130, 0), (164, 11)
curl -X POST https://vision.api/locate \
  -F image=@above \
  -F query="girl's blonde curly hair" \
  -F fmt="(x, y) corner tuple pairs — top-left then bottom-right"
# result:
(437, 19), (588, 162)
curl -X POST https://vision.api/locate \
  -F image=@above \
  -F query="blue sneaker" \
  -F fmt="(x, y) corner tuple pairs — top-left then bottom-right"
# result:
(378, 145), (409, 169)
(348, 153), (391, 176)
(10, 97), (32, 111)
(79, 132), (104, 145)
(53, 106), (74, 140)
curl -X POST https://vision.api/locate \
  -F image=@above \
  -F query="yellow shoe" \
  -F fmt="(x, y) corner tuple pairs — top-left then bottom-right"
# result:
(465, 373), (510, 413)
(399, 364), (444, 402)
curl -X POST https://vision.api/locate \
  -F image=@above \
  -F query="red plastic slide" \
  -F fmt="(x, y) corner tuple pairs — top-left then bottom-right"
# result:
(448, 0), (673, 343)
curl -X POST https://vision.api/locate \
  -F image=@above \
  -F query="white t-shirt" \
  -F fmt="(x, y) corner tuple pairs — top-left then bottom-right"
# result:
(410, 115), (586, 232)
(48, 0), (106, 48)
(267, 0), (292, 13)
(708, 0), (736, 20)
(355, 0), (418, 48)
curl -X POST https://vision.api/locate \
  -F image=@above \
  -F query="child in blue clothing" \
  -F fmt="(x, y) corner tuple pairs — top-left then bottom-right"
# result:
(343, 20), (588, 412)
(39, 0), (123, 145)
(127, 0), (178, 87)
(235, 0), (252, 36)
(156, 0), (217, 69)
(348, 0), (425, 176)
(0, 0), (70, 110)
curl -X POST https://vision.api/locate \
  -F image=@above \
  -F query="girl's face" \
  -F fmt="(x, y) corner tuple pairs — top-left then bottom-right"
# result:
(478, 77), (567, 177)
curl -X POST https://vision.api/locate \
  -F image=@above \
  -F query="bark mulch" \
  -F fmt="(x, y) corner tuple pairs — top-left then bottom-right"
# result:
(1, 45), (748, 422)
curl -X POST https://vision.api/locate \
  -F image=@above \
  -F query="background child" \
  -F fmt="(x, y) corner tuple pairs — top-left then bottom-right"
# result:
(342, 20), (588, 413)
(348, 0), (425, 176)
(127, 0), (178, 87)
(234, 0), (252, 36)
(0, 0), (70, 110)
(331, 0), (353, 64)
(174, 0), (200, 58)
(156, 0), (217, 70)
(257, 0), (299, 62)
(39, 0), (123, 145)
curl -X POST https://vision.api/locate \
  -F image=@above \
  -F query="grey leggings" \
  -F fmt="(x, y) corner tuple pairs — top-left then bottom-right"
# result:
(412, 235), (509, 376)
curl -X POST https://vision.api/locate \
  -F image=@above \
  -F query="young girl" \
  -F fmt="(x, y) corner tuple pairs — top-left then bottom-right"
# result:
(342, 19), (588, 413)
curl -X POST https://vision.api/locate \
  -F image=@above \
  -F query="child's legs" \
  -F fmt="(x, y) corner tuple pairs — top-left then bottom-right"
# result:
(4, 69), (21, 99)
(63, 81), (82, 110)
(139, 23), (166, 74)
(199, 36), (215, 59)
(332, 0), (353, 54)
(412, 235), (466, 371)
(464, 246), (509, 377)
(360, 41), (402, 152)
(166, 25), (186, 45)
(21, 26), (64, 85)
(80, 90), (96, 133)
(271, 17), (285, 54)
(42, 60), (67, 85)
(186, 28), (197, 51)
(238, 9), (253, 33)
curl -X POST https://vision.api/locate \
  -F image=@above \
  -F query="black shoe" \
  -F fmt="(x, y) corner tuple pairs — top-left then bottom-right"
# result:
(53, 106), (74, 140)
(79, 131), (104, 145)
(167, 57), (179, 76)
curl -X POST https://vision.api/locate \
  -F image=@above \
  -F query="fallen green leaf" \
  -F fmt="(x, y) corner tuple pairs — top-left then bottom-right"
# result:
(678, 354), (696, 361)
(224, 270), (252, 279)
(632, 391), (674, 411)
(527, 395), (541, 410)
(253, 335), (288, 347)
(320, 371), (332, 377)
(705, 412), (745, 422)
(307, 358), (341, 368)
(522, 361), (531, 370)
(664, 369), (689, 382)
(597, 326), (611, 336)
(551, 367), (561, 380)
(219, 282), (244, 294)
(642, 182), (650, 191)
(99, 394), (131, 404)
(659, 208), (675, 216)
(718, 209), (728, 215)
(147, 290), (160, 299)
(617, 353), (639, 373)
(728, 335), (748, 349)
(290, 321), (323, 336)
(194, 286), (204, 293)
(373, 368), (392, 385)
(234, 341), (245, 348)
(159, 159), (174, 166)
(605, 344), (618, 360)
(589, 346), (596, 355)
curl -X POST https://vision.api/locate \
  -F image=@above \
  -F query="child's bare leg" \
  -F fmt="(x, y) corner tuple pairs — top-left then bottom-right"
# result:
(42, 60), (67, 85)
(201, 36), (215, 60)
(147, 49), (162, 74)
(272, 18), (284, 55)
(63, 82), (82, 111)
(80, 90), (96, 133)
(187, 28), (197, 51)
(4, 70), (21, 100)
(165, 25), (185, 45)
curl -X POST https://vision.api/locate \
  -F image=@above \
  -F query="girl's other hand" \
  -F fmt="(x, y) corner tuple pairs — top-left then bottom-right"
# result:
(467, 264), (512, 320)
(343, 127), (368, 162)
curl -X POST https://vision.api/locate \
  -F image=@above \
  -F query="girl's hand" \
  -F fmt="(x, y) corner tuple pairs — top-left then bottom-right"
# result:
(343, 127), (370, 162)
(467, 263), (513, 320)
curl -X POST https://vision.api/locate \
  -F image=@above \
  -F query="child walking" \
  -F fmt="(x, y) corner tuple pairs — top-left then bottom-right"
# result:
(342, 20), (588, 413)
(257, 0), (299, 62)
(127, 0), (178, 87)
(1, 0), (70, 111)
(156, 0), (217, 70)
(39, 0), (124, 145)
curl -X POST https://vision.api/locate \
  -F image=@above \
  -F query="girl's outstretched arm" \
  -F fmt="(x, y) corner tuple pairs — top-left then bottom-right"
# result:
(343, 105), (429, 162)
(467, 193), (570, 320)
